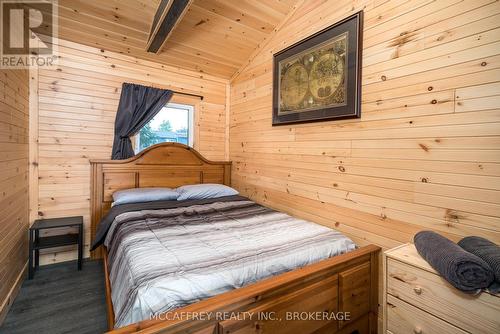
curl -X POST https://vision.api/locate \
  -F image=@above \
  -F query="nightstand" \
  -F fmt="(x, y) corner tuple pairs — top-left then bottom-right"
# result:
(383, 243), (500, 334)
(28, 216), (84, 279)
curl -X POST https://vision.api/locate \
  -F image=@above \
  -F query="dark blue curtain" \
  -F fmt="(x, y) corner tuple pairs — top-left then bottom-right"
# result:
(111, 83), (173, 159)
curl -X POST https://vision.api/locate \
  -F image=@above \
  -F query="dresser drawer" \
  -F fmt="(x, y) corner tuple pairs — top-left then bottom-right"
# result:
(387, 294), (467, 334)
(387, 258), (500, 333)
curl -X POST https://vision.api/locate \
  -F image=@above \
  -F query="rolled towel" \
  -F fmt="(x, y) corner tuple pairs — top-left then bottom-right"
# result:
(458, 236), (500, 284)
(414, 231), (494, 292)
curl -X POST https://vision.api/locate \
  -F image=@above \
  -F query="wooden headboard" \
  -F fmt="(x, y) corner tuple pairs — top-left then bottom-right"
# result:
(89, 143), (231, 259)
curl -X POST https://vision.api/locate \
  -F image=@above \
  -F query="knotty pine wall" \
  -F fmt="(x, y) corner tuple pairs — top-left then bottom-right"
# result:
(230, 1), (500, 251)
(0, 69), (29, 320)
(32, 39), (229, 264)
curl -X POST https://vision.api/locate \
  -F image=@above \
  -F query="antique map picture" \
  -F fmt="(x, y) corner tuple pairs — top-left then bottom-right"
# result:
(272, 11), (362, 125)
(278, 33), (347, 115)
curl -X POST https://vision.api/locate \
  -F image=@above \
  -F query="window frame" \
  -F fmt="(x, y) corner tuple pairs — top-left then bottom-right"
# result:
(133, 102), (195, 154)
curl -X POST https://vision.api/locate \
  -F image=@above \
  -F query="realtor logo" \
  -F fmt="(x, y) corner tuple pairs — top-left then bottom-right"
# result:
(1, 0), (58, 68)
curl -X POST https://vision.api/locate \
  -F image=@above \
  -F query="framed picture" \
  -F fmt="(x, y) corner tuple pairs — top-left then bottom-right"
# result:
(272, 11), (363, 126)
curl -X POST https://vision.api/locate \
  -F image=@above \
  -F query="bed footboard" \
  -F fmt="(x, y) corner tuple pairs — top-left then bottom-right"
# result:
(105, 244), (380, 334)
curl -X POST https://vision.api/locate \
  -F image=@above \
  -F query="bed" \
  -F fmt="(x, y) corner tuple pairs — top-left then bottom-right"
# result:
(90, 143), (380, 334)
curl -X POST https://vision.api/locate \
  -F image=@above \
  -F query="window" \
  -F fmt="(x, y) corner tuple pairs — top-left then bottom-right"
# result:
(135, 102), (194, 153)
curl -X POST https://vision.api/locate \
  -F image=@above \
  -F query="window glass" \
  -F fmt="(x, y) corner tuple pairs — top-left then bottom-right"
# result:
(135, 103), (194, 153)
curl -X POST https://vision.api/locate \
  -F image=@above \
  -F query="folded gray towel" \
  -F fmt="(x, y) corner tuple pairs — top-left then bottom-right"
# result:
(458, 236), (500, 284)
(414, 231), (494, 292)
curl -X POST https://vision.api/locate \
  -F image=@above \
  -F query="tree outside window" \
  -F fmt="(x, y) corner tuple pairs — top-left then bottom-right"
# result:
(135, 103), (194, 152)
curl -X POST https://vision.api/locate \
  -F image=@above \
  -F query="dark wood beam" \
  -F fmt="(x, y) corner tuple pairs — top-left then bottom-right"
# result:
(146, 0), (192, 54)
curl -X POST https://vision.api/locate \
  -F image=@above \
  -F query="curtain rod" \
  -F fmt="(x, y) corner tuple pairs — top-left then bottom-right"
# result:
(172, 91), (204, 100)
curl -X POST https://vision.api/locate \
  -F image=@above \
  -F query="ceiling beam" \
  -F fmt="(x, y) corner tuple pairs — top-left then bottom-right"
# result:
(146, 0), (192, 54)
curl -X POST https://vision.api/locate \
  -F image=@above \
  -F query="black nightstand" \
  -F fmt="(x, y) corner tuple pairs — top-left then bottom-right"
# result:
(28, 216), (84, 279)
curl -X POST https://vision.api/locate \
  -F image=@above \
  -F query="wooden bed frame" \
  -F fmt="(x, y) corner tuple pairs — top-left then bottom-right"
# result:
(90, 143), (380, 334)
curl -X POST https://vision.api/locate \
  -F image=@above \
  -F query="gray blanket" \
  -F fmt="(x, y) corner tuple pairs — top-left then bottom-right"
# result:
(104, 198), (356, 327)
(91, 195), (248, 250)
(459, 236), (500, 292)
(414, 231), (494, 293)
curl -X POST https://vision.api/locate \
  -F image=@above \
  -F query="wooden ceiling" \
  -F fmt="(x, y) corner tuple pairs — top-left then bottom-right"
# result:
(54, 0), (299, 79)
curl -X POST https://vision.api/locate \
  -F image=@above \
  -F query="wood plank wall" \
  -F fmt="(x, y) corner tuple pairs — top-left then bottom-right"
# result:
(0, 69), (29, 320)
(33, 39), (228, 264)
(230, 1), (500, 252)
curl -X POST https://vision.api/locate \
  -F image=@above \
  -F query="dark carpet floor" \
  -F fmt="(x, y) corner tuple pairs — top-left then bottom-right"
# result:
(0, 260), (108, 334)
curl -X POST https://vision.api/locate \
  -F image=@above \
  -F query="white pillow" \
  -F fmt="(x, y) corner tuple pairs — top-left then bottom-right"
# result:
(176, 184), (238, 201)
(112, 187), (179, 206)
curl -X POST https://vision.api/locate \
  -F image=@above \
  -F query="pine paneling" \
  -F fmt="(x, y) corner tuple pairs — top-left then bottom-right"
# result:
(51, 0), (300, 78)
(230, 2), (500, 326)
(33, 38), (228, 264)
(230, 1), (500, 255)
(0, 69), (29, 321)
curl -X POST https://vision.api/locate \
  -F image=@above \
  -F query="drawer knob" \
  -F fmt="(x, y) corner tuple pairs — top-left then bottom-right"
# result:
(413, 286), (422, 295)
(414, 326), (423, 334)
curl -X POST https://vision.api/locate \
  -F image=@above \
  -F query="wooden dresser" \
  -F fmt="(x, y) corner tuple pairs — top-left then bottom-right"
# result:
(383, 243), (500, 334)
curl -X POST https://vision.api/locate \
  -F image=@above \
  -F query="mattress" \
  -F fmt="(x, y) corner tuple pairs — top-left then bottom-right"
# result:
(99, 196), (356, 328)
